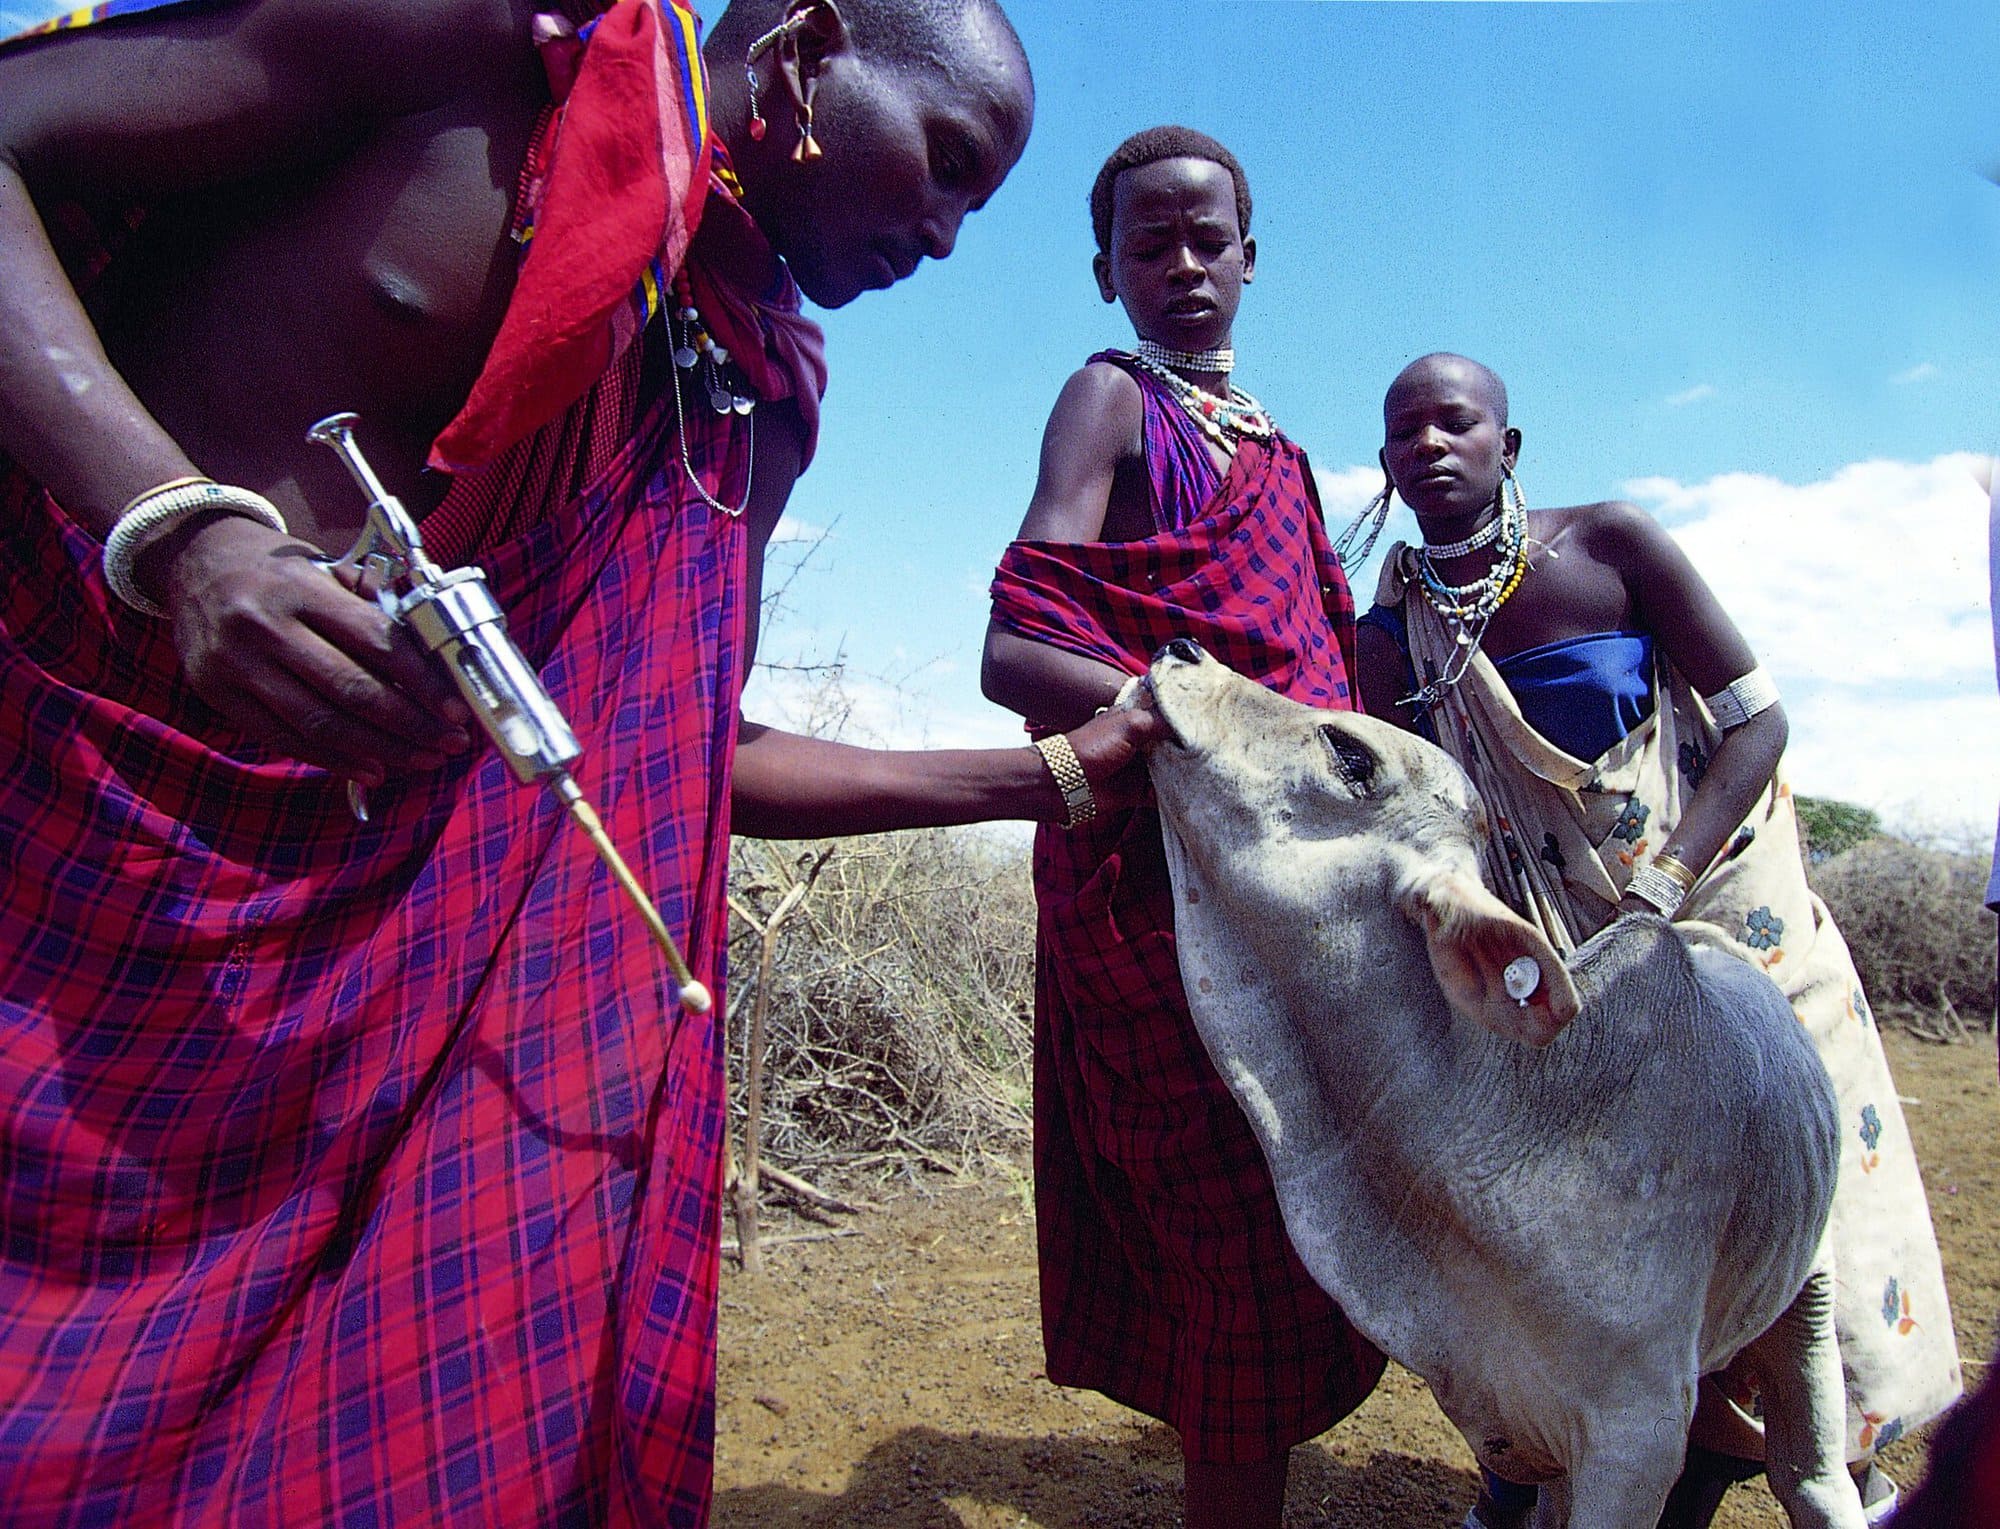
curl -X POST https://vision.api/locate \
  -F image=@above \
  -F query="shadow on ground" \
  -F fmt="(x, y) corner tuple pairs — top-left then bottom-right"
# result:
(713, 1422), (1481, 1527)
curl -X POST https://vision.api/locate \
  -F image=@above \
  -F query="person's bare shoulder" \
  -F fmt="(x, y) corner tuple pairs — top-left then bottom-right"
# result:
(1046, 360), (1144, 460)
(242, 0), (537, 112)
(1564, 497), (1673, 572)
(0, 0), (539, 180)
(1016, 361), (1145, 541)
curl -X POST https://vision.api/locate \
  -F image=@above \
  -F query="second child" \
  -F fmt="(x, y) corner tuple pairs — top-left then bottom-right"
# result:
(983, 126), (1382, 1528)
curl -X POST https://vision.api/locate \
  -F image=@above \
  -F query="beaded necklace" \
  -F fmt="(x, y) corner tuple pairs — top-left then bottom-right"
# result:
(1420, 511), (1505, 560)
(1403, 472), (1532, 715)
(1135, 338), (1235, 375)
(1124, 350), (1276, 454)
(667, 269), (756, 518)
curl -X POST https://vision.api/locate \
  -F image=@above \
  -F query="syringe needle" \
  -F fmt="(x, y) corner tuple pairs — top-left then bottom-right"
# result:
(550, 774), (712, 1015)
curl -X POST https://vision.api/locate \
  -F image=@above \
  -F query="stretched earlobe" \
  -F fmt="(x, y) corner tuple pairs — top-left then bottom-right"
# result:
(771, 0), (845, 162)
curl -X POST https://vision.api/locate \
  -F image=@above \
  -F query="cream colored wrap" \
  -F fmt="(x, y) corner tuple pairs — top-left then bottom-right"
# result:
(1378, 545), (1962, 1459)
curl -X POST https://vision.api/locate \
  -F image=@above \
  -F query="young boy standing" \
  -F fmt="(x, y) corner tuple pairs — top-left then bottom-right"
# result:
(983, 126), (1382, 1528)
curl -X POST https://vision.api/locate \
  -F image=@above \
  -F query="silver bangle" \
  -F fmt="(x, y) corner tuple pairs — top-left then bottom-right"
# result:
(1703, 665), (1779, 731)
(102, 480), (288, 617)
(1624, 862), (1687, 918)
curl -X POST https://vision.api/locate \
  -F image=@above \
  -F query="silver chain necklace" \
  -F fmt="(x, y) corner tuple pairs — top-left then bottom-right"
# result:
(668, 309), (755, 518)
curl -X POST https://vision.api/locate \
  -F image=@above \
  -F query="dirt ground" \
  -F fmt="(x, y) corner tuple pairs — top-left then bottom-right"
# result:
(715, 1028), (1999, 1527)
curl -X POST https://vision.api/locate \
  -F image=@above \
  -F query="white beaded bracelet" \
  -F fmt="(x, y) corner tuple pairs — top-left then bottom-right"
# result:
(1703, 665), (1779, 731)
(102, 479), (288, 617)
(1623, 862), (1688, 918)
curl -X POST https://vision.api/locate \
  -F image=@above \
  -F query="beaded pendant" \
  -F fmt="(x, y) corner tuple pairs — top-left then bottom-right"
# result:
(1401, 476), (1534, 715)
(1125, 351), (1276, 453)
(671, 271), (755, 416)
(667, 271), (758, 516)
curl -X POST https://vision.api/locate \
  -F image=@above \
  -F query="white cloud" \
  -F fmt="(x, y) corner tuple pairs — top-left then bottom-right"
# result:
(741, 660), (1021, 753)
(1625, 453), (1995, 838)
(1779, 690), (1999, 851)
(1316, 463), (1416, 601)
(1666, 384), (1718, 408)
(1890, 362), (1941, 386)
(1314, 463), (1388, 521)
(769, 515), (829, 545)
(752, 455), (2000, 847)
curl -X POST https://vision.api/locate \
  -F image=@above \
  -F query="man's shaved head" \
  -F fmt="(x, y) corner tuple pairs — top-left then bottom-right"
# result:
(1387, 353), (1509, 427)
(710, 0), (1027, 78)
(709, 0), (1033, 307)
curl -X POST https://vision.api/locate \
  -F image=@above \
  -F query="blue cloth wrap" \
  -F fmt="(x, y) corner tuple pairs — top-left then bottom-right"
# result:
(1360, 604), (1654, 763)
(1493, 630), (1655, 763)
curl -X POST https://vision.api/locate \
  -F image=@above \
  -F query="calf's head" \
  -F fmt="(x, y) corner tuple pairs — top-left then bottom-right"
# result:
(1138, 641), (1579, 1047)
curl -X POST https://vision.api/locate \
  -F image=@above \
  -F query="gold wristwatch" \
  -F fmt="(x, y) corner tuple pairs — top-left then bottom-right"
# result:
(1034, 734), (1097, 829)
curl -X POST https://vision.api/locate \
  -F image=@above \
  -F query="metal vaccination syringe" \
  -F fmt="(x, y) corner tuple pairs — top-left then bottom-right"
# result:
(307, 412), (711, 1015)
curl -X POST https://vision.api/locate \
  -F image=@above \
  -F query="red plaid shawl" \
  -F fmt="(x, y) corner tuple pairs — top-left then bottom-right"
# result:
(988, 359), (1380, 1463)
(0, 48), (823, 1529)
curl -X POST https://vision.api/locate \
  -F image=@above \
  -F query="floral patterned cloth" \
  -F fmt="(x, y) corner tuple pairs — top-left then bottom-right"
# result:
(1374, 545), (1962, 1460)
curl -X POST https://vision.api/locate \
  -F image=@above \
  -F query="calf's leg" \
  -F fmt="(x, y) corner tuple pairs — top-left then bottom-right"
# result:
(1742, 1266), (1866, 1529)
(1556, 1445), (1690, 1529)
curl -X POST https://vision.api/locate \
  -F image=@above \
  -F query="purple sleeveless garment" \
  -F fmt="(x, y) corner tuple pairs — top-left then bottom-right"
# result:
(1090, 350), (1224, 532)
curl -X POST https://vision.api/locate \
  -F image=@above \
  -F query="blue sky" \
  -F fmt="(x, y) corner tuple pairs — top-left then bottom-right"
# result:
(744, 0), (2000, 840)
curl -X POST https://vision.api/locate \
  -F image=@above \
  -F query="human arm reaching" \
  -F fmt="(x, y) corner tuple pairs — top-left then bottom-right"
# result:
(731, 389), (1163, 838)
(732, 701), (1161, 839)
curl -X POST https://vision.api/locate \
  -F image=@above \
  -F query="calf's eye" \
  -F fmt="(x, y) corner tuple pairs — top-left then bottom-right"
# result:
(1317, 725), (1377, 794)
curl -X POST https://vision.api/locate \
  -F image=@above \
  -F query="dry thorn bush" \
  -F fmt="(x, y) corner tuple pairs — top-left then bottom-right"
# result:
(725, 829), (1038, 1176)
(1809, 836), (1996, 1039)
(721, 819), (1997, 1186)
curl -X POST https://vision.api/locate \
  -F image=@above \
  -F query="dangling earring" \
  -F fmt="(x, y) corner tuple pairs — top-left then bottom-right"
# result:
(744, 9), (812, 144)
(792, 71), (822, 162)
(1332, 480), (1395, 569)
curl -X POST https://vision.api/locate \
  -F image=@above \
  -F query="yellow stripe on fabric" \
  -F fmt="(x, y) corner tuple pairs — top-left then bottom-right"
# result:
(666, 0), (707, 143)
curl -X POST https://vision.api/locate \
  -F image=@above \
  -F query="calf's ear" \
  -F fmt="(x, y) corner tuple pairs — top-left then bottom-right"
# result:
(1396, 869), (1580, 1047)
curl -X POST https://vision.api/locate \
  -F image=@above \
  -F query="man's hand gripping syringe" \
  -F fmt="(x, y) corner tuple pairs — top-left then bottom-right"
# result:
(307, 412), (712, 1015)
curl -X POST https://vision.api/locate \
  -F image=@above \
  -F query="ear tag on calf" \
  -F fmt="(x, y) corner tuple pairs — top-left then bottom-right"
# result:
(1503, 956), (1542, 1007)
